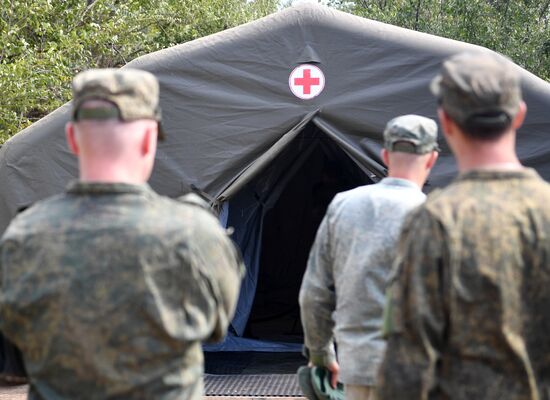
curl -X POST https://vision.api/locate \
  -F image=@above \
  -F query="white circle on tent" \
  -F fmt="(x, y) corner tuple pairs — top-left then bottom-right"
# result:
(289, 64), (325, 100)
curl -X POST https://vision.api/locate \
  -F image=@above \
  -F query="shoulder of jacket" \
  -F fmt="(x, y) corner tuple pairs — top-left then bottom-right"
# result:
(176, 193), (213, 213)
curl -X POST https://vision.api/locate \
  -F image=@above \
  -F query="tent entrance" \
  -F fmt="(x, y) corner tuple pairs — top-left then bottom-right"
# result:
(205, 122), (374, 352)
(246, 124), (373, 344)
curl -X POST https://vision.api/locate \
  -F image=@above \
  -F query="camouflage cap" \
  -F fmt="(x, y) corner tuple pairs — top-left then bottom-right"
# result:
(383, 114), (439, 154)
(430, 52), (522, 127)
(72, 68), (165, 140)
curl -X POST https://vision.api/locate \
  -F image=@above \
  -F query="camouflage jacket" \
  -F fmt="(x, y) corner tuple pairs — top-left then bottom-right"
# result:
(299, 178), (426, 385)
(377, 169), (550, 400)
(0, 182), (243, 400)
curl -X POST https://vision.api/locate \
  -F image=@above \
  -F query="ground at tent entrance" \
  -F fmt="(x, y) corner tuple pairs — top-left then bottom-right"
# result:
(0, 386), (305, 400)
(0, 384), (26, 400)
(0, 353), (306, 399)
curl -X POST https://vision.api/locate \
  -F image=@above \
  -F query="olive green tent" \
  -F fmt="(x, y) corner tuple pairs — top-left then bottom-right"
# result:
(1, 3), (550, 352)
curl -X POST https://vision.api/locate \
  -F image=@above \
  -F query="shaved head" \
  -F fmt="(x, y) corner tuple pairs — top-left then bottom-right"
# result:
(386, 151), (432, 171)
(66, 100), (158, 183)
(74, 119), (156, 159)
(381, 148), (438, 189)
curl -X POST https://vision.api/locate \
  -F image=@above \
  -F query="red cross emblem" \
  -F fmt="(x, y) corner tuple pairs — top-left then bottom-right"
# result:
(289, 64), (325, 100)
(294, 69), (320, 95)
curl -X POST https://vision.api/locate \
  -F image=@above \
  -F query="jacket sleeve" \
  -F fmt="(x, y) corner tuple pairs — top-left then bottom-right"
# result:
(187, 211), (245, 343)
(298, 204), (337, 366)
(377, 207), (449, 400)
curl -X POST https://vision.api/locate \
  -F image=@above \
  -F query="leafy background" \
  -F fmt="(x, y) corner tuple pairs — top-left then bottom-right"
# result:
(1, 0), (548, 144)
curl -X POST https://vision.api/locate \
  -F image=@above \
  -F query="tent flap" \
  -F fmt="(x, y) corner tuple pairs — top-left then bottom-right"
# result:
(216, 109), (320, 203)
(313, 117), (386, 180)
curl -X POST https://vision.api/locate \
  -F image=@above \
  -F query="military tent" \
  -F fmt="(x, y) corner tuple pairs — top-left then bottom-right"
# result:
(1, 3), (550, 352)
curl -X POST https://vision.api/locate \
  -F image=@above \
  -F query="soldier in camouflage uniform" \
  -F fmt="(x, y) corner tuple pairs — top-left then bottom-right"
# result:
(377, 53), (550, 400)
(0, 69), (243, 399)
(299, 115), (439, 400)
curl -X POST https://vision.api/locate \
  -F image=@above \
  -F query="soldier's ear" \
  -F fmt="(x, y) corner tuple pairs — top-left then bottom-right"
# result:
(381, 148), (389, 167)
(437, 108), (453, 138)
(512, 101), (527, 130)
(426, 150), (439, 170)
(140, 121), (158, 157)
(65, 122), (80, 156)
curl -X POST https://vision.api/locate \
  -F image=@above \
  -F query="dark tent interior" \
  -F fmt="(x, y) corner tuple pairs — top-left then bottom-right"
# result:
(205, 122), (374, 373)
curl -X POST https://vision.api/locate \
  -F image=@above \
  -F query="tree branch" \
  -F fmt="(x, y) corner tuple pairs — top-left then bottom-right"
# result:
(540, 0), (550, 22)
(414, 0), (422, 31)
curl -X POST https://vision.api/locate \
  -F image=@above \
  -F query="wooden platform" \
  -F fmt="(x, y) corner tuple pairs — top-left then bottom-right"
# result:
(205, 374), (301, 397)
(0, 385), (27, 400)
(0, 385), (306, 399)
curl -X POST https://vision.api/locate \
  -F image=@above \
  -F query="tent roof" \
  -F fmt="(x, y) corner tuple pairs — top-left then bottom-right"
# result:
(1, 3), (550, 232)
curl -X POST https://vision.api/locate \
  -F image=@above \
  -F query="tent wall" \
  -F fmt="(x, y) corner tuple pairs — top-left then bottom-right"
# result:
(2, 4), (550, 234)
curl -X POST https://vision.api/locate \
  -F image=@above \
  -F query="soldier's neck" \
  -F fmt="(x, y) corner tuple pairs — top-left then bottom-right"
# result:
(78, 163), (147, 184)
(451, 128), (522, 173)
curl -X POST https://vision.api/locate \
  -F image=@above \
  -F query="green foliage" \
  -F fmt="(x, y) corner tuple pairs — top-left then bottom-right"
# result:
(1, 0), (548, 144)
(329, 0), (549, 81)
(0, 0), (277, 144)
